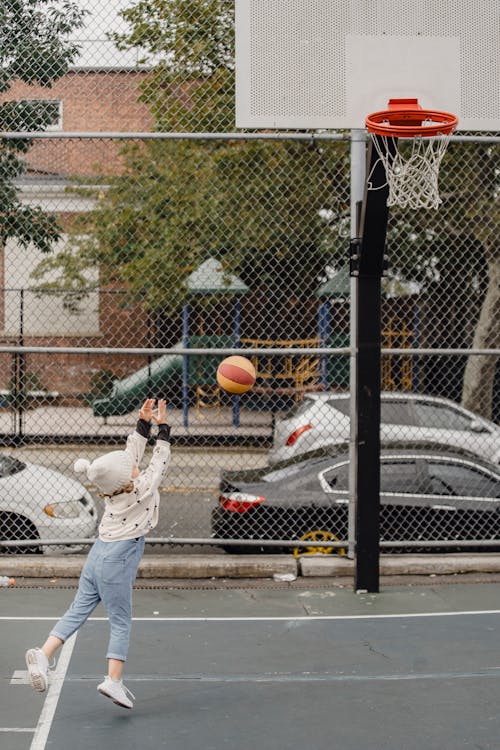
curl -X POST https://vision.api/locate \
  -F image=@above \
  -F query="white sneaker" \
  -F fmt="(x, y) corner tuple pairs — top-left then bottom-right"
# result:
(25, 648), (50, 692)
(97, 677), (135, 709)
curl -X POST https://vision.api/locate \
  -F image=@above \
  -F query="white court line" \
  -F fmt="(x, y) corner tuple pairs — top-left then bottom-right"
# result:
(30, 632), (77, 750)
(65, 669), (500, 683)
(1, 610), (500, 622)
(0, 728), (35, 732)
(11, 669), (29, 684)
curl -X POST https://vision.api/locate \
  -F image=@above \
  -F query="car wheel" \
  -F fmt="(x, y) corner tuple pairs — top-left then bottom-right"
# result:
(0, 511), (42, 555)
(293, 530), (346, 557)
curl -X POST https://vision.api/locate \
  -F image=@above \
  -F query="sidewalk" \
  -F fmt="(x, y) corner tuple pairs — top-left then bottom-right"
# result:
(4, 552), (500, 581)
(0, 403), (274, 441)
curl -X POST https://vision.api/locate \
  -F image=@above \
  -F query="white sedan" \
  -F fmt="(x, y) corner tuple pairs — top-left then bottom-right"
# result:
(0, 453), (97, 554)
(270, 392), (500, 465)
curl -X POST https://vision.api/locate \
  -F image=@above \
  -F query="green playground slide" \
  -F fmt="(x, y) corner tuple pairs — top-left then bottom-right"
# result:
(92, 336), (234, 418)
(92, 343), (184, 417)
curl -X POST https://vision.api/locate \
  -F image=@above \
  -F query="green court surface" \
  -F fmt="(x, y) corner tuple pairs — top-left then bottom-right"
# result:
(1, 578), (500, 749)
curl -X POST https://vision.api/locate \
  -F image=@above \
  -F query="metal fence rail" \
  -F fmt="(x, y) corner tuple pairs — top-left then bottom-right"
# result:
(0, 1), (498, 559)
(0, 345), (498, 556)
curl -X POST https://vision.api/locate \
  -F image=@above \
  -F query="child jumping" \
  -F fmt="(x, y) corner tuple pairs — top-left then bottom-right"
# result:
(25, 398), (171, 709)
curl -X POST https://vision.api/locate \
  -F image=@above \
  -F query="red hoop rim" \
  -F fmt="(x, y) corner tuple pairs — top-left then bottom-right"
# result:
(365, 99), (458, 137)
(366, 108), (458, 138)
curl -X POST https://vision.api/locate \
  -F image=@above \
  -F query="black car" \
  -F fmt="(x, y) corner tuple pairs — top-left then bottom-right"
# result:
(212, 447), (500, 554)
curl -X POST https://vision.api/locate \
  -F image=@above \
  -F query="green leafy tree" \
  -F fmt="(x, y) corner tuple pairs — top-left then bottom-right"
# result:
(106, 0), (349, 322)
(34, 0), (498, 416)
(0, 0), (86, 252)
(441, 142), (499, 418)
(384, 142), (499, 418)
(35, 0), (348, 334)
(113, 0), (235, 132)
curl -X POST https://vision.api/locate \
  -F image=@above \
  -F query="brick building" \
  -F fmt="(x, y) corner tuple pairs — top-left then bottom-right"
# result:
(0, 68), (155, 397)
(3, 69), (154, 177)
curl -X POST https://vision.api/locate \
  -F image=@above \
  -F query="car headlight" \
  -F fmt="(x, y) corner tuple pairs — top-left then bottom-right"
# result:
(44, 501), (81, 519)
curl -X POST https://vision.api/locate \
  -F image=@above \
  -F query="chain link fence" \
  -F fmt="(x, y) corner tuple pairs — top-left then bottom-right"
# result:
(0, 1), (498, 556)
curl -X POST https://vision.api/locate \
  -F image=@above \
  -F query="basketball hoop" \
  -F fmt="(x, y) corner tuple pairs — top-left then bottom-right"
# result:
(365, 99), (458, 210)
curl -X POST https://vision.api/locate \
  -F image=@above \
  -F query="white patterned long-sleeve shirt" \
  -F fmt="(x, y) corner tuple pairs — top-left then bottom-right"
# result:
(98, 424), (171, 542)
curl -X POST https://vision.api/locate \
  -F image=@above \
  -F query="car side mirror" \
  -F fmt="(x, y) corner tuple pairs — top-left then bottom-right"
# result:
(470, 420), (488, 434)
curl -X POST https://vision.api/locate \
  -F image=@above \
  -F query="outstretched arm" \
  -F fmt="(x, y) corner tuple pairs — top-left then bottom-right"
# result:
(135, 399), (171, 494)
(126, 398), (156, 466)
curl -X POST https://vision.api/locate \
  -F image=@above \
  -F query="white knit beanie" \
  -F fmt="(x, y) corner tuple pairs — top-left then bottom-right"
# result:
(74, 451), (133, 495)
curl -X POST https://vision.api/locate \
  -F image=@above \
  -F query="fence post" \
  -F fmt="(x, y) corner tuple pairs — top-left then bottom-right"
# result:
(353, 135), (395, 593)
(349, 129), (366, 561)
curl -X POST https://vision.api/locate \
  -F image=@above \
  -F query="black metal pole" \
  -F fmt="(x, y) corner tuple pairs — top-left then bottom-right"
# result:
(353, 136), (396, 592)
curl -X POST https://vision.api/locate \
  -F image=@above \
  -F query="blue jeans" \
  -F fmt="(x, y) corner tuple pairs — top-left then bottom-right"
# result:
(50, 537), (145, 662)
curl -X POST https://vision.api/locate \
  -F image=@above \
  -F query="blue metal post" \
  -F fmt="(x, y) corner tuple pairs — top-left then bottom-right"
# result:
(232, 297), (241, 427)
(182, 303), (189, 427)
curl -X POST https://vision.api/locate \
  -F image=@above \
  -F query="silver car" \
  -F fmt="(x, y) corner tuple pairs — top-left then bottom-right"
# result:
(0, 453), (98, 554)
(269, 392), (500, 465)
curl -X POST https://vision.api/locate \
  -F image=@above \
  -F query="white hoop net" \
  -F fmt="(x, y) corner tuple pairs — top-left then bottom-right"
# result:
(367, 132), (452, 210)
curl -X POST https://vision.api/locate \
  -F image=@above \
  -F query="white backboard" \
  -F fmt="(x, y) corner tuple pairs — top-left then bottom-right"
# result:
(235, 0), (499, 131)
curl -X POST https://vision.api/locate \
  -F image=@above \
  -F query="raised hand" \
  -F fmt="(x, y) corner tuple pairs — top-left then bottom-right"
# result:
(152, 399), (168, 425)
(138, 398), (156, 422)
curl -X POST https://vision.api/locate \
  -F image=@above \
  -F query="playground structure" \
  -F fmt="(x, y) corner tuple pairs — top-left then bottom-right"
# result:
(382, 318), (416, 393)
(92, 345), (184, 418)
(240, 337), (322, 398)
(91, 259), (417, 420)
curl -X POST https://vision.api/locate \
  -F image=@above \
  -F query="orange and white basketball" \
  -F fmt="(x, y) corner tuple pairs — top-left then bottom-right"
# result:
(216, 355), (256, 395)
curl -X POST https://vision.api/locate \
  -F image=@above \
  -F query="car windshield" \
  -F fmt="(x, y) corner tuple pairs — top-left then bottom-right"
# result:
(0, 454), (25, 477)
(326, 397), (350, 416)
(282, 397), (317, 420)
(326, 397), (417, 426)
(325, 458), (420, 493)
(262, 456), (329, 483)
(323, 462), (349, 490)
